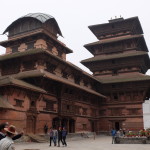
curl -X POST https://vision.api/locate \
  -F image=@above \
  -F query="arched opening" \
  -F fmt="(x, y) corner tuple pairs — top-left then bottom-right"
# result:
(52, 117), (75, 133)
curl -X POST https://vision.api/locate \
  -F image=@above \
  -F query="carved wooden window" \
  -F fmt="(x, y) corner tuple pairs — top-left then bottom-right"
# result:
(83, 80), (88, 87)
(112, 60), (116, 64)
(75, 106), (80, 115)
(47, 43), (53, 52)
(111, 24), (115, 28)
(112, 70), (118, 76)
(58, 50), (63, 57)
(67, 105), (70, 110)
(82, 124), (87, 130)
(44, 101), (54, 111)
(1, 62), (20, 76)
(99, 110), (105, 116)
(112, 84), (116, 88)
(128, 108), (139, 115)
(126, 42), (132, 48)
(46, 63), (56, 74)
(91, 109), (96, 117)
(74, 75), (80, 84)
(23, 61), (35, 71)
(11, 46), (18, 53)
(113, 93), (118, 100)
(111, 108), (122, 116)
(62, 71), (68, 79)
(82, 108), (87, 115)
(27, 42), (34, 50)
(14, 99), (24, 107)
(30, 101), (36, 107)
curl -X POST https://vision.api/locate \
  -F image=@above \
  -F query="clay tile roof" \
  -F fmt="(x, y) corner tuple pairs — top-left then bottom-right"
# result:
(0, 95), (14, 109)
(81, 51), (148, 63)
(0, 77), (46, 93)
(0, 48), (44, 61)
(84, 35), (144, 47)
(0, 49), (99, 83)
(11, 69), (106, 98)
(97, 73), (150, 84)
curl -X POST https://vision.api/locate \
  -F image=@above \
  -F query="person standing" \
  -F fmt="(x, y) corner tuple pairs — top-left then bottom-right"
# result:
(111, 128), (116, 144)
(52, 127), (58, 146)
(0, 125), (17, 150)
(44, 123), (48, 134)
(49, 128), (54, 146)
(57, 127), (63, 147)
(62, 127), (67, 146)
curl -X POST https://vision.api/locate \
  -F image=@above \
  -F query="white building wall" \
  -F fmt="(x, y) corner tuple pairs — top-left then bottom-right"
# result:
(143, 100), (150, 129)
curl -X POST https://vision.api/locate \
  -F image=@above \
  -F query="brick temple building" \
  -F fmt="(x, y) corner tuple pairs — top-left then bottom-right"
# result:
(0, 13), (150, 134)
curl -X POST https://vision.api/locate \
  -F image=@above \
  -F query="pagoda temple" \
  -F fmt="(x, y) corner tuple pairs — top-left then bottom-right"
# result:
(81, 17), (150, 131)
(0, 14), (150, 134)
(0, 13), (106, 134)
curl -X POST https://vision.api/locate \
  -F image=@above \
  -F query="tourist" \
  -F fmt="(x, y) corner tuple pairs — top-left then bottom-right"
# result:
(57, 126), (63, 147)
(0, 122), (23, 141)
(116, 130), (121, 137)
(53, 127), (58, 146)
(0, 125), (17, 150)
(123, 128), (126, 136)
(111, 128), (116, 144)
(119, 129), (124, 137)
(49, 127), (54, 146)
(44, 123), (48, 134)
(62, 127), (68, 146)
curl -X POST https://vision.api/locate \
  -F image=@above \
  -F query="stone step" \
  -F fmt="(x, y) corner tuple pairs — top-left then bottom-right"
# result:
(27, 134), (48, 143)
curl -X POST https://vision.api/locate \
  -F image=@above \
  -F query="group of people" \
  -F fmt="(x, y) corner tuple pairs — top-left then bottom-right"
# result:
(49, 126), (68, 147)
(111, 128), (126, 144)
(0, 122), (23, 150)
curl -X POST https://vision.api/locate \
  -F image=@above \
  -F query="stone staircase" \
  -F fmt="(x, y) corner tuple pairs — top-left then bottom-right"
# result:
(27, 134), (48, 143)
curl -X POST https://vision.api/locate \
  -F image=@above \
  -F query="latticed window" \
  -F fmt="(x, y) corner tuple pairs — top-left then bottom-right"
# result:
(47, 43), (53, 52)
(82, 124), (87, 130)
(111, 108), (122, 116)
(1, 62), (20, 76)
(128, 108), (139, 115)
(74, 75), (80, 84)
(99, 110), (105, 116)
(91, 109), (96, 117)
(45, 101), (54, 111)
(23, 61), (35, 71)
(15, 99), (24, 107)
(82, 108), (87, 115)
(11, 46), (18, 53)
(46, 63), (56, 74)
(62, 71), (68, 79)
(27, 41), (34, 50)
(75, 106), (80, 115)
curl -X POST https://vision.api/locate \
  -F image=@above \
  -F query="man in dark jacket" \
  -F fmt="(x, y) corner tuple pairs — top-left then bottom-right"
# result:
(57, 127), (63, 147)
(62, 127), (67, 146)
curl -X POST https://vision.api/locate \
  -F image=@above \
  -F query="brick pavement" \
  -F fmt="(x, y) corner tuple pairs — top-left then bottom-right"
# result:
(15, 135), (150, 150)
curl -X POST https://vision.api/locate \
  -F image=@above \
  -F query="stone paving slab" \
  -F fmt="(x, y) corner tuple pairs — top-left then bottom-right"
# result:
(14, 136), (150, 150)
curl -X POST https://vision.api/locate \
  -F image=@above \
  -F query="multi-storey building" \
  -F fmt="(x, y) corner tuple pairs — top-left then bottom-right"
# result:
(0, 13), (150, 134)
(81, 17), (150, 131)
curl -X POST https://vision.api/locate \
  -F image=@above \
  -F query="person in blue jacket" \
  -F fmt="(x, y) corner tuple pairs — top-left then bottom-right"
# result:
(111, 128), (116, 144)
(62, 127), (68, 146)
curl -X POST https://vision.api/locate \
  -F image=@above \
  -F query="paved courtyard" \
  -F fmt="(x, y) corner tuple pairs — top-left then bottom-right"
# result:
(14, 135), (150, 150)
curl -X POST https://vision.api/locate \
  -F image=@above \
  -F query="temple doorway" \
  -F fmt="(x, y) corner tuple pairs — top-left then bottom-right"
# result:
(115, 122), (120, 131)
(26, 115), (36, 134)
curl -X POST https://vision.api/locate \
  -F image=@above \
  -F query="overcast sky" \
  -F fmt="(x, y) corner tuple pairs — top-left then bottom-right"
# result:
(0, 0), (150, 74)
